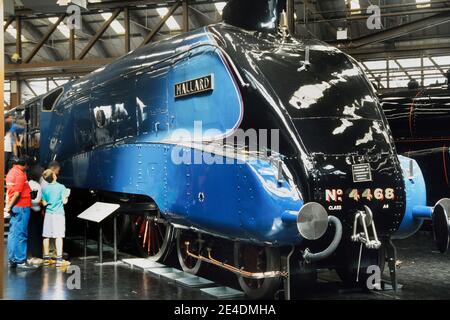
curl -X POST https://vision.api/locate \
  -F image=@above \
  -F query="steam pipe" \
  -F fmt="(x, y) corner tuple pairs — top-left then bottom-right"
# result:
(281, 210), (298, 224)
(185, 243), (288, 279)
(302, 216), (342, 262)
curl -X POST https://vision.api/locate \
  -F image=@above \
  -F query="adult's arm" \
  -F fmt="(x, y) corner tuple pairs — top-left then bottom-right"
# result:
(5, 192), (20, 213)
(5, 173), (26, 212)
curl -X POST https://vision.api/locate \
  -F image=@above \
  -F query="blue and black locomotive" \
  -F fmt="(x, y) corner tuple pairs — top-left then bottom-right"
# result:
(16, 0), (450, 299)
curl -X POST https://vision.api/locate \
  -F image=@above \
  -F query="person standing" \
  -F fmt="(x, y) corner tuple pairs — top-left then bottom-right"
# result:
(27, 165), (44, 264)
(41, 169), (71, 267)
(5, 156), (37, 269)
(39, 161), (62, 259)
(40, 160), (61, 190)
(9, 120), (25, 157)
(4, 115), (13, 173)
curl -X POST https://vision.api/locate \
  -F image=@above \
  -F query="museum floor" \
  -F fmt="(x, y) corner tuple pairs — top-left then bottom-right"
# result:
(3, 231), (450, 300)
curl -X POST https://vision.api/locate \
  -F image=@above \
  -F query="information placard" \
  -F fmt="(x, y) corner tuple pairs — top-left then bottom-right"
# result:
(77, 202), (120, 223)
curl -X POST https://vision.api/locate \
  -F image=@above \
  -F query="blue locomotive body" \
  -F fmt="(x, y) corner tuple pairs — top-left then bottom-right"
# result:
(15, 0), (449, 299)
(36, 25), (431, 245)
(38, 28), (305, 245)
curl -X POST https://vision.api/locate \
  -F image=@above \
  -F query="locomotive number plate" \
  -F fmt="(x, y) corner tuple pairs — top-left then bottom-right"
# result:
(326, 188), (395, 202)
(352, 163), (372, 183)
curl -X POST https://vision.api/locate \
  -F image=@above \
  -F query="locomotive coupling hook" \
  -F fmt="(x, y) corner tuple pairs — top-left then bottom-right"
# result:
(351, 206), (381, 249)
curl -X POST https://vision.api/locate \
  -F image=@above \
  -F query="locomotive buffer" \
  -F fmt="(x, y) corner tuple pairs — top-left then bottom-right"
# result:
(77, 202), (121, 263)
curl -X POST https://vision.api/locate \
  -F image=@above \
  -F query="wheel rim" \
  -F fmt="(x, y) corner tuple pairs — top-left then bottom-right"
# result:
(132, 216), (172, 261)
(234, 242), (281, 299)
(176, 230), (202, 274)
(237, 243), (268, 289)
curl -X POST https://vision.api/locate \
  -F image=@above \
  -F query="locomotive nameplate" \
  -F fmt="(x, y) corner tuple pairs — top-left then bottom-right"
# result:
(174, 74), (214, 99)
(352, 163), (372, 183)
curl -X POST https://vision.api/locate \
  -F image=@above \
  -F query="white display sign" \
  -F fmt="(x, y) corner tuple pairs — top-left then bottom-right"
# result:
(77, 202), (120, 223)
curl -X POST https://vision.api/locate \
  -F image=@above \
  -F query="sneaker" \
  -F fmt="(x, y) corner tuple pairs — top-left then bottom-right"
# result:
(56, 260), (71, 268)
(16, 263), (39, 270)
(8, 262), (17, 268)
(43, 259), (56, 266)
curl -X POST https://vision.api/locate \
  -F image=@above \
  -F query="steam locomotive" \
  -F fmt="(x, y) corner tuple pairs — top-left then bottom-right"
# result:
(14, 0), (450, 299)
(380, 83), (450, 205)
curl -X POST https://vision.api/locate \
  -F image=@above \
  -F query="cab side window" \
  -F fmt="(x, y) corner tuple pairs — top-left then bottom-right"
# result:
(91, 78), (137, 146)
(42, 88), (63, 111)
(29, 102), (40, 130)
(73, 94), (95, 153)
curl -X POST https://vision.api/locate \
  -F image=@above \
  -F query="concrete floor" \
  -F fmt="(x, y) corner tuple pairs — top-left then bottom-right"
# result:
(2, 231), (450, 300)
(301, 232), (450, 300)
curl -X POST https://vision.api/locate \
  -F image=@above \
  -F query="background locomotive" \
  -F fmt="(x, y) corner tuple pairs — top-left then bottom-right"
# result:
(12, 0), (450, 299)
(380, 79), (450, 205)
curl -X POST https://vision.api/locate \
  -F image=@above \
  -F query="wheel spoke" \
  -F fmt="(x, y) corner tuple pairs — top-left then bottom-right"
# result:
(154, 222), (160, 255)
(157, 223), (164, 239)
(132, 214), (172, 261)
(138, 218), (146, 238)
(147, 220), (152, 255)
(142, 220), (149, 248)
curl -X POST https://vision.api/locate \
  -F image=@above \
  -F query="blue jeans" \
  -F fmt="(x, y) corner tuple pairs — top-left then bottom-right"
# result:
(7, 207), (31, 264)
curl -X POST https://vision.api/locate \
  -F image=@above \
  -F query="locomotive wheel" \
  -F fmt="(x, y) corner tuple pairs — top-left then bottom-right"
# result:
(335, 244), (385, 288)
(131, 215), (174, 262)
(176, 229), (203, 275)
(233, 242), (281, 300)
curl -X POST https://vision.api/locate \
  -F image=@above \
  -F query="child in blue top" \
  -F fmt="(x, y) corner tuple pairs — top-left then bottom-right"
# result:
(41, 169), (71, 267)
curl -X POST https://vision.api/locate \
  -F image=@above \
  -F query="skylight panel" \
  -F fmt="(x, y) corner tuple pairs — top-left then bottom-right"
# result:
(396, 58), (421, 69)
(363, 60), (387, 71)
(48, 17), (70, 38)
(101, 12), (125, 34)
(215, 2), (227, 15)
(424, 77), (445, 86)
(431, 56), (450, 66)
(156, 7), (181, 31)
(416, 0), (431, 9)
(4, 22), (28, 41)
(349, 0), (361, 15)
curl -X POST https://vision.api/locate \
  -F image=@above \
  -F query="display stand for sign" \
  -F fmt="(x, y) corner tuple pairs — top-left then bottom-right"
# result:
(77, 202), (121, 263)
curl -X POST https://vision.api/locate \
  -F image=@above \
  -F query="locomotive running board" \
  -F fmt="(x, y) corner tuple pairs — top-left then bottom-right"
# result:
(185, 242), (288, 279)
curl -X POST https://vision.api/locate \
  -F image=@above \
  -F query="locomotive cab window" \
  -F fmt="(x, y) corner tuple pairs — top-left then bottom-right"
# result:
(25, 101), (40, 130)
(42, 88), (63, 111)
